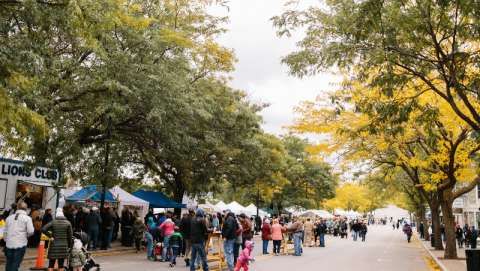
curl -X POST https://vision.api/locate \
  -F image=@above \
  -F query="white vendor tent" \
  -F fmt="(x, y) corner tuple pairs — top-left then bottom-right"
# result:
(182, 194), (198, 210)
(199, 201), (223, 213)
(345, 210), (361, 219)
(286, 206), (306, 216)
(244, 204), (256, 216)
(245, 204), (269, 217)
(110, 186), (149, 218)
(299, 210), (317, 217)
(198, 202), (216, 213)
(316, 210), (334, 219)
(226, 201), (247, 215)
(58, 188), (81, 208)
(374, 205), (409, 220)
(215, 201), (228, 211)
(300, 209), (334, 218)
(334, 209), (347, 216)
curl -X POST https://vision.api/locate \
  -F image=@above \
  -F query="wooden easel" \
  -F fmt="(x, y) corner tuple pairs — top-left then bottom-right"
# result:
(281, 232), (294, 255)
(206, 232), (225, 271)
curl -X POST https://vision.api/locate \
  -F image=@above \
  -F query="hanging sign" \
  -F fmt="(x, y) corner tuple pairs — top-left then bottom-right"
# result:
(0, 158), (59, 186)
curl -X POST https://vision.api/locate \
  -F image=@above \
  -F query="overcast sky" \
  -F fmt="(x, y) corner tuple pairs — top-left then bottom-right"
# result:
(212, 0), (341, 137)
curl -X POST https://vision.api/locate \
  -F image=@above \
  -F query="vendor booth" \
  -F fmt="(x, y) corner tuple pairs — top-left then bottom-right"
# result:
(226, 201), (247, 215)
(58, 187), (81, 208)
(182, 194), (198, 210)
(373, 205), (409, 220)
(198, 201), (222, 214)
(66, 185), (117, 207)
(214, 201), (228, 211)
(245, 203), (269, 217)
(110, 186), (149, 218)
(132, 190), (186, 209)
(286, 206), (306, 216)
(334, 209), (347, 216)
(299, 209), (334, 218)
(0, 158), (60, 211)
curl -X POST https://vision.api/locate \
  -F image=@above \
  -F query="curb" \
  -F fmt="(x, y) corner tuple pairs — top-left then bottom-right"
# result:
(0, 248), (137, 265)
(415, 235), (448, 271)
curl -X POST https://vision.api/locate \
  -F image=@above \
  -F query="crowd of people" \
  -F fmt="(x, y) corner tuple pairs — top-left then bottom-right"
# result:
(1, 201), (377, 271)
(0, 202), (146, 271)
(130, 210), (371, 271)
(454, 224), (479, 249)
(405, 218), (479, 248)
(2, 203), (89, 271)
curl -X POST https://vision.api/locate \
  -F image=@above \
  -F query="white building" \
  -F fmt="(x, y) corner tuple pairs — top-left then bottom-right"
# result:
(453, 185), (480, 228)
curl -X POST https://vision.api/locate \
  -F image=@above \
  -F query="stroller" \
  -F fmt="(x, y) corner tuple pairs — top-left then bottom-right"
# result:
(153, 241), (163, 261)
(153, 240), (173, 262)
(67, 232), (101, 271)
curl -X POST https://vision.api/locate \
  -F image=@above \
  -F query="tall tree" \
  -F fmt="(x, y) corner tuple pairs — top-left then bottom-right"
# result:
(0, 0), (235, 183)
(273, 0), (480, 133)
(291, 78), (480, 257)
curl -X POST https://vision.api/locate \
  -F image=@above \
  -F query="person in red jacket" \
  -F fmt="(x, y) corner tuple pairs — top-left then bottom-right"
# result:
(261, 219), (272, 255)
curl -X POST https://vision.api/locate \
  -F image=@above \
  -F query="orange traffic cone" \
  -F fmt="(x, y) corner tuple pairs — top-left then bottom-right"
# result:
(30, 240), (46, 270)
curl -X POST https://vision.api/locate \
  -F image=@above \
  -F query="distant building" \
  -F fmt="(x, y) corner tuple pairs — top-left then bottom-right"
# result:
(453, 185), (480, 228)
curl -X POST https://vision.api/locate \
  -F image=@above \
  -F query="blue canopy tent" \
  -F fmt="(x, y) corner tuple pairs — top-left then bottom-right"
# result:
(132, 190), (186, 209)
(67, 185), (117, 203)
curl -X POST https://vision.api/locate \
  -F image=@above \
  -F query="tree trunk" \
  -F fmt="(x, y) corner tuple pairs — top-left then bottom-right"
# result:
(424, 224), (430, 241)
(412, 212), (420, 233)
(173, 178), (185, 218)
(440, 189), (457, 259)
(430, 199), (444, 250)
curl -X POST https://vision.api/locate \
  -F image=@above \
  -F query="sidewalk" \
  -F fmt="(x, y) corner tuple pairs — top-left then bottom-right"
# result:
(417, 237), (467, 271)
(0, 240), (136, 265)
(0, 235), (264, 270)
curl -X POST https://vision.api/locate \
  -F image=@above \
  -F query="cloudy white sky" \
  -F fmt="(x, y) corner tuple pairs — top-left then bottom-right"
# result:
(212, 0), (341, 136)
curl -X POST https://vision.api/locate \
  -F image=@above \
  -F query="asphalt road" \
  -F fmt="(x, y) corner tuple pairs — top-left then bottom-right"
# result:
(252, 224), (431, 271)
(95, 225), (431, 271)
(8, 225), (430, 271)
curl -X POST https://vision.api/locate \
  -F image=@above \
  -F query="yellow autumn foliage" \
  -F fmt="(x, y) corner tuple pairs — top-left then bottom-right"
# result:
(292, 74), (480, 193)
(323, 183), (372, 212)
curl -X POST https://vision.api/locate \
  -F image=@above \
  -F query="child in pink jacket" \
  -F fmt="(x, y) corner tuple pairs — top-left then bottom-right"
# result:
(234, 240), (254, 271)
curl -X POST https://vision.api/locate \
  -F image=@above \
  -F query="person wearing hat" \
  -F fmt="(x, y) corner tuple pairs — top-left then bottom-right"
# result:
(42, 208), (73, 271)
(189, 208), (211, 271)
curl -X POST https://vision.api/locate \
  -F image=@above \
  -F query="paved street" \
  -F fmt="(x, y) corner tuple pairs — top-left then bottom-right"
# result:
(253, 225), (431, 271)
(93, 225), (431, 271)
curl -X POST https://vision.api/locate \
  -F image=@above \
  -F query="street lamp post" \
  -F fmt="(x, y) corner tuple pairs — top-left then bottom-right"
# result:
(256, 185), (260, 217)
(100, 117), (112, 210)
(100, 140), (109, 210)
